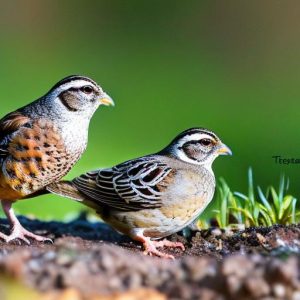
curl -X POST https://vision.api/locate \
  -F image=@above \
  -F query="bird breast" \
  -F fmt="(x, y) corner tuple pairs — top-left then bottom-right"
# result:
(107, 168), (215, 239)
(58, 117), (89, 155)
(158, 168), (215, 223)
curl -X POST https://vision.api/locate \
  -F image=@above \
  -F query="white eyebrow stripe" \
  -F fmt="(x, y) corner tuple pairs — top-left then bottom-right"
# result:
(60, 80), (97, 90)
(177, 133), (215, 147)
(49, 79), (100, 97)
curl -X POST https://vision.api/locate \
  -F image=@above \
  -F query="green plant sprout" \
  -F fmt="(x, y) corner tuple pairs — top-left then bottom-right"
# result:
(197, 168), (299, 229)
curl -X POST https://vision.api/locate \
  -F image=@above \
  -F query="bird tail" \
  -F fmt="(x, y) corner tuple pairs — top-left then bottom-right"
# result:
(46, 181), (84, 202)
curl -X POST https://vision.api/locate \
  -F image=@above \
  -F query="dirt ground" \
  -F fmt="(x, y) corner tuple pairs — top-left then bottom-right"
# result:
(0, 214), (300, 299)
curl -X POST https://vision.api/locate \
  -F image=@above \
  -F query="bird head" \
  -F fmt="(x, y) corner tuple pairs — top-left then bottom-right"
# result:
(46, 75), (114, 118)
(164, 127), (232, 169)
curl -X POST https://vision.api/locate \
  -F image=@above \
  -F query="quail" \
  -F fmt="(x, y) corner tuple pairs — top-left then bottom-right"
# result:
(0, 75), (114, 243)
(48, 128), (231, 258)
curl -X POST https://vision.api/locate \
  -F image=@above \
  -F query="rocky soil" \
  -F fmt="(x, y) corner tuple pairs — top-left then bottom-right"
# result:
(0, 215), (300, 299)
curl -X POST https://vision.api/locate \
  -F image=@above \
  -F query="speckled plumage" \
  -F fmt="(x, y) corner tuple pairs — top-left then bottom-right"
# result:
(0, 118), (68, 199)
(48, 128), (231, 258)
(0, 75), (114, 243)
(100, 156), (215, 239)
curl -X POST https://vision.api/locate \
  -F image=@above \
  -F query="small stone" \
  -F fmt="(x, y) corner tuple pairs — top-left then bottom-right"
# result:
(244, 277), (270, 297)
(222, 255), (254, 278)
(224, 228), (235, 237)
(256, 233), (266, 244)
(272, 283), (286, 298)
(211, 228), (222, 237)
(56, 254), (73, 266)
(216, 239), (223, 251)
(292, 291), (300, 300)
(226, 275), (242, 294)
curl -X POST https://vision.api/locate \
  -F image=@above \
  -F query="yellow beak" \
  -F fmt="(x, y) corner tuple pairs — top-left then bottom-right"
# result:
(99, 93), (115, 106)
(217, 143), (232, 156)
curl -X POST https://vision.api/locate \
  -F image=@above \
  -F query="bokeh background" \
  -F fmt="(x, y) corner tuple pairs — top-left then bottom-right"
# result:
(0, 1), (300, 219)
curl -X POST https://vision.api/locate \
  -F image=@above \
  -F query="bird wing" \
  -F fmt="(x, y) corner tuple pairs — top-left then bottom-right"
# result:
(73, 157), (175, 211)
(0, 111), (76, 195)
(0, 111), (31, 159)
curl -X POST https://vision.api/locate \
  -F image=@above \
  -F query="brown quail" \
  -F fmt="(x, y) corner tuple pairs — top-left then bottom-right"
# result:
(0, 75), (114, 243)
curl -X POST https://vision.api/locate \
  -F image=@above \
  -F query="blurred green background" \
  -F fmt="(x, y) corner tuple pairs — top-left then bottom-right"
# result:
(0, 0), (300, 219)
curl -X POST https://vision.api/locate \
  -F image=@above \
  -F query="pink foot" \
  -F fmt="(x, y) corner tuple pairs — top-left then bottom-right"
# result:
(1, 200), (52, 244)
(6, 226), (52, 245)
(0, 232), (9, 241)
(143, 239), (185, 259)
(131, 230), (185, 259)
(152, 239), (185, 251)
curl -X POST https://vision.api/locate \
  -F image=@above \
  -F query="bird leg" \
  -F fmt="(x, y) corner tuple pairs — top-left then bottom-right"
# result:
(0, 231), (9, 241)
(1, 200), (52, 244)
(133, 230), (185, 259)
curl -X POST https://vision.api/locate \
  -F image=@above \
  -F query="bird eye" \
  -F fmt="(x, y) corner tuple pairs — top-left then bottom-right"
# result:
(81, 86), (93, 94)
(199, 139), (212, 146)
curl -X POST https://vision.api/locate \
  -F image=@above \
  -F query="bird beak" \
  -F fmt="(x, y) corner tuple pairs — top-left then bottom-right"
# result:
(217, 143), (232, 156)
(99, 93), (115, 106)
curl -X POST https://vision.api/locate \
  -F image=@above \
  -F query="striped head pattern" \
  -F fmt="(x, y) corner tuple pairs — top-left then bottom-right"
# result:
(163, 128), (232, 169)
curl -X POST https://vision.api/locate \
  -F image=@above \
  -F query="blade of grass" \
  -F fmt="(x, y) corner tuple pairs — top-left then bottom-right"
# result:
(248, 168), (255, 206)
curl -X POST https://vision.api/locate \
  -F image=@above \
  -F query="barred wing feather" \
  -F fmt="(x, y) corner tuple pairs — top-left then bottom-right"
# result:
(73, 157), (173, 211)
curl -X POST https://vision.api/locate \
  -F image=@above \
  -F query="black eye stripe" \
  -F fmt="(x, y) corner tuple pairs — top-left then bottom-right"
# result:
(182, 139), (215, 148)
(61, 86), (95, 93)
(67, 87), (80, 92)
(183, 141), (200, 146)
